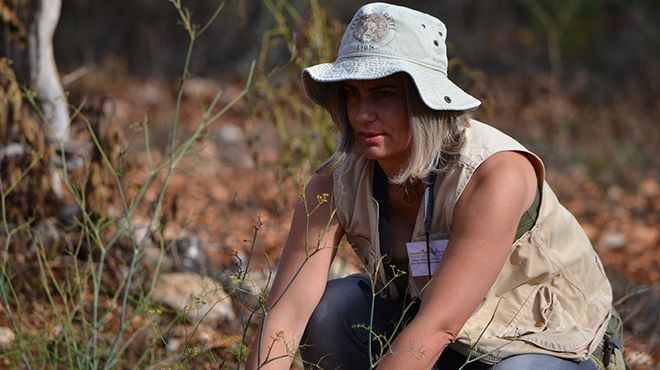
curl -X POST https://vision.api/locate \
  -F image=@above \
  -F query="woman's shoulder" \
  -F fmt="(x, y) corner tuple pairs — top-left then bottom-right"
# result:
(305, 172), (334, 197)
(464, 119), (526, 150)
(460, 119), (544, 176)
(328, 154), (375, 224)
(331, 153), (372, 186)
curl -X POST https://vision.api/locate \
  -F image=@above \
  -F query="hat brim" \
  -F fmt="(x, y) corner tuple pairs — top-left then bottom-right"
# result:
(302, 57), (481, 111)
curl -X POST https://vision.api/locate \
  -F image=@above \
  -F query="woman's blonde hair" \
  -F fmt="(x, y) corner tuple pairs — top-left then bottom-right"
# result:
(316, 73), (471, 184)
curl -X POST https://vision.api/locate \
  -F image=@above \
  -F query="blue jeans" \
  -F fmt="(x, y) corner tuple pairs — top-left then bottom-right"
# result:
(300, 275), (598, 370)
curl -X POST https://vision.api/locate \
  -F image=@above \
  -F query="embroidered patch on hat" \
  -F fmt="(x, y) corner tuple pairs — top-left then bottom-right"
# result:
(349, 9), (396, 51)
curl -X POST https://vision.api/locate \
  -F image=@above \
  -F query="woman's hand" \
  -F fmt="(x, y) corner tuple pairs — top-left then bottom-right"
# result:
(246, 174), (344, 370)
(377, 151), (539, 369)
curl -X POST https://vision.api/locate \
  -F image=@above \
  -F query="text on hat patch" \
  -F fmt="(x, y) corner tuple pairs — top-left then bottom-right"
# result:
(350, 10), (396, 51)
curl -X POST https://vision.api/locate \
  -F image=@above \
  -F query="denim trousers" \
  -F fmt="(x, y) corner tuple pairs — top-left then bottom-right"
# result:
(300, 275), (598, 370)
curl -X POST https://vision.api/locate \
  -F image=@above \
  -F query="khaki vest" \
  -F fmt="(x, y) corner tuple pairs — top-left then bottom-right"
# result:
(333, 120), (612, 363)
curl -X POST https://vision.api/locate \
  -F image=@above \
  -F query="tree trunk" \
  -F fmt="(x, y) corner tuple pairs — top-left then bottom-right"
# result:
(28, 0), (69, 143)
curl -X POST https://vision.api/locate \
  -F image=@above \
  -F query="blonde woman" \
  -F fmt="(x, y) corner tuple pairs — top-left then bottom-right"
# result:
(247, 3), (621, 370)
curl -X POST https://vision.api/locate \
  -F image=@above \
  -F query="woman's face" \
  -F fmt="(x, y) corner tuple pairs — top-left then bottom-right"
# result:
(344, 74), (411, 171)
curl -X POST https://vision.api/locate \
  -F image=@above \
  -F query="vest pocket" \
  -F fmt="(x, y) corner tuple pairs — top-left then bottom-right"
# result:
(496, 283), (589, 353)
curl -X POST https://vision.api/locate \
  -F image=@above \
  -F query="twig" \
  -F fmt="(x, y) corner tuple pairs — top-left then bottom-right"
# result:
(614, 285), (652, 308)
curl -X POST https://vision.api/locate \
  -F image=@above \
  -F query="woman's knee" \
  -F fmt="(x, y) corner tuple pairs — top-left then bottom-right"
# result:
(300, 275), (374, 369)
(310, 276), (368, 325)
(304, 275), (372, 336)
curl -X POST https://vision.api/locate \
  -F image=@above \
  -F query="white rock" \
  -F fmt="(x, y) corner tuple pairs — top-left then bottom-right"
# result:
(183, 77), (221, 101)
(329, 255), (362, 280)
(152, 272), (236, 328)
(134, 225), (151, 246)
(166, 337), (182, 353)
(135, 82), (162, 106)
(142, 245), (174, 272)
(601, 232), (627, 249)
(0, 143), (25, 160)
(0, 326), (15, 349)
(218, 123), (244, 144)
(624, 350), (653, 367)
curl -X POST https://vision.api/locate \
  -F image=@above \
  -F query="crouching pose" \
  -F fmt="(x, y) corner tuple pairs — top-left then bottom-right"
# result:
(247, 3), (623, 369)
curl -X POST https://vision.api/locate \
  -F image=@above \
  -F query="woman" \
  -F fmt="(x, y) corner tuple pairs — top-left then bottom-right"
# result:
(246, 3), (621, 370)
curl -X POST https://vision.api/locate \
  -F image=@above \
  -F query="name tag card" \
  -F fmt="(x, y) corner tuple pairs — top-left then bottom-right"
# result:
(405, 239), (449, 277)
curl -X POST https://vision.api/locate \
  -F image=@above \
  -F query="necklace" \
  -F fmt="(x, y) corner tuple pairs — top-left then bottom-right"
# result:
(399, 179), (421, 206)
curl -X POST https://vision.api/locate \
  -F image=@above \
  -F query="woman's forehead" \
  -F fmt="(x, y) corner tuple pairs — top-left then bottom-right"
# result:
(343, 74), (405, 89)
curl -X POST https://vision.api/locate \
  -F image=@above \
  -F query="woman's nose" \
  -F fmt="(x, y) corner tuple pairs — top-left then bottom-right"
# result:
(354, 99), (376, 124)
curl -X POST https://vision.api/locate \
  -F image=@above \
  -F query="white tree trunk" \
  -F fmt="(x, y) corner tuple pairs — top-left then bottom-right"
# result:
(29, 0), (70, 143)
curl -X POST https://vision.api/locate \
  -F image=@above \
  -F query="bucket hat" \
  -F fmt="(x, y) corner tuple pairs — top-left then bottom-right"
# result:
(302, 2), (480, 111)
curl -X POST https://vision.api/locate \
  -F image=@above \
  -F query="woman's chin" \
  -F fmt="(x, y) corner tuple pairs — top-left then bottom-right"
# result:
(359, 148), (385, 161)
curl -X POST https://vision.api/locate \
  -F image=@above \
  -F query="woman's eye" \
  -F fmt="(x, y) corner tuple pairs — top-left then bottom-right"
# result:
(344, 88), (358, 97)
(375, 90), (394, 99)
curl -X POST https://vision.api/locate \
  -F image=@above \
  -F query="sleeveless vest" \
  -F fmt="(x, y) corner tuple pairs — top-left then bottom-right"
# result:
(332, 120), (612, 363)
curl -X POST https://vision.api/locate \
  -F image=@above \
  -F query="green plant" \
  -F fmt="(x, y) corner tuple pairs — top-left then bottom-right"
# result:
(0, 0), (254, 368)
(248, 0), (344, 177)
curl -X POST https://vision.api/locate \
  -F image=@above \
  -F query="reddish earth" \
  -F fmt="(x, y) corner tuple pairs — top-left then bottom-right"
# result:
(2, 71), (654, 368)
(109, 75), (657, 369)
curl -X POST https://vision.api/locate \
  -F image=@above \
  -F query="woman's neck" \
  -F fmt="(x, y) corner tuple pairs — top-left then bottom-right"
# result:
(377, 159), (403, 181)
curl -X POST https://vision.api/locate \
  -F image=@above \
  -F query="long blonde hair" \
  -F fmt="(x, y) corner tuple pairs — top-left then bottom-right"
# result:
(316, 73), (471, 184)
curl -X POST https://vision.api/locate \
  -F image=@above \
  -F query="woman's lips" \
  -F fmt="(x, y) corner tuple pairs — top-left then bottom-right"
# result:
(360, 132), (384, 145)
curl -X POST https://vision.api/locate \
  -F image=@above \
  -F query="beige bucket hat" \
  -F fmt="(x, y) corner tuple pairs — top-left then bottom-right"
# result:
(302, 2), (480, 111)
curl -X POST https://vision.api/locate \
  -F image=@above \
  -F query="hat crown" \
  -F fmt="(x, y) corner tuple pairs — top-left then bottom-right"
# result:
(301, 2), (480, 111)
(338, 3), (448, 74)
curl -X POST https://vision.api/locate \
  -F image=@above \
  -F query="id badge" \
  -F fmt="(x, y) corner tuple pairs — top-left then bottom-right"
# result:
(405, 239), (449, 277)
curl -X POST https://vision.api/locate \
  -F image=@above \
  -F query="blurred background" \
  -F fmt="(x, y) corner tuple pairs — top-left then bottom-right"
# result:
(47, 0), (660, 181)
(52, 1), (659, 82)
(1, 0), (658, 368)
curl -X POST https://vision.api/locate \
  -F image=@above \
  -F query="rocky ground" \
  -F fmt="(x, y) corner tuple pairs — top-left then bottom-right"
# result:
(109, 74), (658, 369)
(1, 72), (657, 369)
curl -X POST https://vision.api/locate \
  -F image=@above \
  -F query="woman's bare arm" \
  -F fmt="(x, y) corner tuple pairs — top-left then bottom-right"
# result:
(377, 151), (538, 370)
(246, 174), (344, 370)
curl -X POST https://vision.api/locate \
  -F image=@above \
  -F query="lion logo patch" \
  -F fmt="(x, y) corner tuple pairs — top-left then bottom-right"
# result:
(349, 10), (396, 51)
